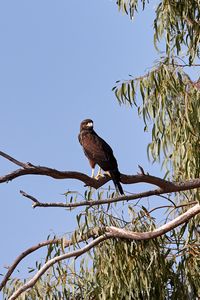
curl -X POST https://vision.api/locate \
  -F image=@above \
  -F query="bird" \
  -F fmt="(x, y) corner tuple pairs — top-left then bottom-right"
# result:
(78, 119), (124, 195)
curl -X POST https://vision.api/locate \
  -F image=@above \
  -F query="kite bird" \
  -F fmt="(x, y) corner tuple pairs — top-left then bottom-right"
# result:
(78, 119), (124, 195)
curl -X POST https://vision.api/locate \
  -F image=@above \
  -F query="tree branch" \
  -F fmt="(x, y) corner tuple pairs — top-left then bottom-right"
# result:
(2, 151), (199, 197)
(0, 238), (60, 291)
(0, 151), (32, 169)
(107, 203), (200, 240)
(0, 228), (100, 291)
(8, 203), (200, 300)
(20, 177), (200, 209)
(0, 150), (175, 189)
(8, 235), (110, 300)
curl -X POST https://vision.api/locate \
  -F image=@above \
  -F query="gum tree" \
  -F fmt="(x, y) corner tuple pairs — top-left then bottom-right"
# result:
(1, 1), (200, 299)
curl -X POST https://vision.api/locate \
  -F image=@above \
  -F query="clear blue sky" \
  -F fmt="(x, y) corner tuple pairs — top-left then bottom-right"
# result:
(0, 0), (165, 288)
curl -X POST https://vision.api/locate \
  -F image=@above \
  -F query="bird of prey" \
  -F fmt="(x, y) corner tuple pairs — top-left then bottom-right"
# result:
(78, 119), (124, 195)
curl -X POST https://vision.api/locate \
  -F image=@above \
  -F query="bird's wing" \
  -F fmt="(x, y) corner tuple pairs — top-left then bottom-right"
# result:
(82, 133), (114, 162)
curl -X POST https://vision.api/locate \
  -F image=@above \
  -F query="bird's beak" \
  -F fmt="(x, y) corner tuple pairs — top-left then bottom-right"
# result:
(87, 122), (93, 128)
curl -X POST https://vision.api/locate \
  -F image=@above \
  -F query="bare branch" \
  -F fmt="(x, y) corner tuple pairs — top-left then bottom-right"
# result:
(148, 201), (198, 214)
(20, 190), (40, 205)
(107, 204), (200, 240)
(138, 165), (145, 175)
(0, 150), (176, 189)
(0, 151), (31, 169)
(8, 204), (200, 300)
(20, 178), (200, 209)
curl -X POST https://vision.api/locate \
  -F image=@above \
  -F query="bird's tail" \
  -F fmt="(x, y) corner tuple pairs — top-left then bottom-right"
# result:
(109, 169), (124, 195)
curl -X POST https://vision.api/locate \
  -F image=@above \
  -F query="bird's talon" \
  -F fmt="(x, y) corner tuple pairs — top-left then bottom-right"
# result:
(104, 171), (111, 177)
(95, 173), (105, 180)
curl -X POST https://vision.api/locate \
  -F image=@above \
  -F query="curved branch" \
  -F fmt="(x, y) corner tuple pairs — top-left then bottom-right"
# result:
(0, 238), (60, 291)
(8, 235), (110, 300)
(0, 228), (100, 291)
(8, 204), (200, 300)
(0, 150), (175, 189)
(107, 203), (200, 240)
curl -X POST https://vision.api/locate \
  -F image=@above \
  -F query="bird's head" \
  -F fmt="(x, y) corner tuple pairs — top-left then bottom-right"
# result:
(80, 119), (94, 131)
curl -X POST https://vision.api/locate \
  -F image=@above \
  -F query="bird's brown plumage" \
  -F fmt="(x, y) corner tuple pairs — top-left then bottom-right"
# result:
(78, 119), (124, 195)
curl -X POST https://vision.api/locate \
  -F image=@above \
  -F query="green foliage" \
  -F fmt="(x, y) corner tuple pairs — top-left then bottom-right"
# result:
(154, 0), (200, 63)
(115, 1), (200, 254)
(117, 0), (200, 63)
(113, 59), (200, 181)
(110, 2), (200, 298)
(69, 208), (200, 300)
(3, 204), (200, 299)
(116, 0), (149, 19)
(3, 265), (72, 299)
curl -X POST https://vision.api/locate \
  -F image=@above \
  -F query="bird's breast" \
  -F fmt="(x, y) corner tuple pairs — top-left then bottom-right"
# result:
(80, 131), (95, 146)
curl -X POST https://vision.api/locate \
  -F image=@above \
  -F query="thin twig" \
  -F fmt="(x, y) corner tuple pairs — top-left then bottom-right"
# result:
(148, 201), (197, 214)
(0, 151), (31, 169)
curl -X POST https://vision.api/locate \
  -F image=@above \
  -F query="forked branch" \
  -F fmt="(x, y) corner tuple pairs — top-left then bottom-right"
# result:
(20, 175), (200, 209)
(8, 203), (200, 300)
(0, 228), (100, 291)
(0, 151), (177, 189)
(1, 150), (199, 208)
